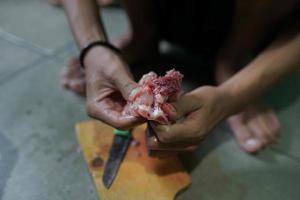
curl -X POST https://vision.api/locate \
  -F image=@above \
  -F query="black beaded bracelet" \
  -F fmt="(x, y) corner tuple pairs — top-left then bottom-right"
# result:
(79, 40), (121, 69)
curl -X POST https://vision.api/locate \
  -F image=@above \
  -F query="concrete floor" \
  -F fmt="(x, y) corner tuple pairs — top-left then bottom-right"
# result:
(0, 1), (300, 200)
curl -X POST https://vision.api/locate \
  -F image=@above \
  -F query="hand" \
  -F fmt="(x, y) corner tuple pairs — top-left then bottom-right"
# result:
(146, 86), (232, 152)
(84, 46), (144, 129)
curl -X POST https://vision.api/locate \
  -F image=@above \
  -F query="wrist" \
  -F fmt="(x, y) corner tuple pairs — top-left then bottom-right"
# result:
(85, 46), (121, 71)
(81, 40), (121, 68)
(216, 84), (242, 117)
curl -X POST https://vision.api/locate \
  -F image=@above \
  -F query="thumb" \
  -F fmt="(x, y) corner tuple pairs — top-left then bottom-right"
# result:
(168, 92), (202, 121)
(113, 72), (139, 101)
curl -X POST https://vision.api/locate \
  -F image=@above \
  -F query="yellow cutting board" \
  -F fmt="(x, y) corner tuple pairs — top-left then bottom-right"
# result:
(75, 120), (191, 200)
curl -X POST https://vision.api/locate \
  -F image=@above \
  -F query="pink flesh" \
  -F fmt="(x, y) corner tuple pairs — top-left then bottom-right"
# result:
(123, 69), (183, 124)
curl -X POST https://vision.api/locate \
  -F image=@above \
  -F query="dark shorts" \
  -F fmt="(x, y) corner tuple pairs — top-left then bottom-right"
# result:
(156, 0), (235, 57)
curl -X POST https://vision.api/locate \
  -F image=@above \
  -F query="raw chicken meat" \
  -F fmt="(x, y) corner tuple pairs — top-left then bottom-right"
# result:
(123, 69), (183, 124)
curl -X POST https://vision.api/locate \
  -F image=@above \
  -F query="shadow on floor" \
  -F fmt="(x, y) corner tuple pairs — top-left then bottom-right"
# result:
(179, 123), (232, 173)
(264, 72), (300, 111)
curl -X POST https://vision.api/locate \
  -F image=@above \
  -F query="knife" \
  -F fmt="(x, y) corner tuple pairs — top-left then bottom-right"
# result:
(102, 129), (132, 189)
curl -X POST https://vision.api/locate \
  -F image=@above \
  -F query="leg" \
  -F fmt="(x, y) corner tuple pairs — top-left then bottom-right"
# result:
(47, 0), (61, 6)
(48, 0), (86, 95)
(51, 0), (159, 95)
(114, 0), (160, 63)
(215, 0), (299, 153)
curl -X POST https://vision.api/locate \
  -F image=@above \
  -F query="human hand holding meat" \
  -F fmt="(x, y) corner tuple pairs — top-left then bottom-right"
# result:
(147, 86), (231, 152)
(123, 69), (231, 153)
(85, 46), (144, 129)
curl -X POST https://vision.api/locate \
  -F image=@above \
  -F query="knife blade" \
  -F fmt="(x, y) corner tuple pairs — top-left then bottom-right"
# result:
(102, 129), (132, 189)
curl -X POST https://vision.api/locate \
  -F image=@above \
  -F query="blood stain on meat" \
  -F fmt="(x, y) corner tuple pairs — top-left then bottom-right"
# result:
(123, 69), (183, 124)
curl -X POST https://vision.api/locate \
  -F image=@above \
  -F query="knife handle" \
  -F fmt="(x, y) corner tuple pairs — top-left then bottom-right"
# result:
(113, 129), (131, 137)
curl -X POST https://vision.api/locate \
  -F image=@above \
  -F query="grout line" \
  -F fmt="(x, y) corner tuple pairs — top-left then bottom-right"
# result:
(0, 56), (56, 86)
(54, 41), (77, 56)
(0, 28), (54, 56)
(0, 41), (75, 86)
(0, 27), (76, 59)
(0, 27), (76, 85)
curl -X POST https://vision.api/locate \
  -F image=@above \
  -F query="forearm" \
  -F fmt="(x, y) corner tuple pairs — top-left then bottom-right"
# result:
(62, 0), (106, 49)
(220, 29), (300, 115)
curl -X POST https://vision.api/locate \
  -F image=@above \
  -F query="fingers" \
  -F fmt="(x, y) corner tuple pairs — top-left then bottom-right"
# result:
(86, 99), (144, 130)
(145, 125), (198, 153)
(87, 69), (140, 129)
(166, 92), (202, 121)
(113, 69), (139, 101)
(119, 81), (140, 101)
(148, 150), (177, 158)
(146, 132), (199, 150)
(147, 91), (207, 144)
(149, 116), (203, 143)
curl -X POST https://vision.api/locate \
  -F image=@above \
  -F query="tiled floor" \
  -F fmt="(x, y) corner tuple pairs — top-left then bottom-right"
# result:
(0, 1), (299, 200)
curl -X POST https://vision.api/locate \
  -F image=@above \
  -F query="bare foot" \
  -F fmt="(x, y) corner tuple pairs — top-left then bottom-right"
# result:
(47, 0), (116, 7)
(216, 59), (281, 153)
(113, 30), (159, 64)
(227, 105), (280, 153)
(97, 0), (116, 7)
(60, 57), (86, 96)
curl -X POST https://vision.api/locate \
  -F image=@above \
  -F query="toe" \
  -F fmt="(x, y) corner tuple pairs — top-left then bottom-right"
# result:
(59, 57), (86, 95)
(62, 79), (72, 90)
(260, 113), (279, 143)
(65, 57), (82, 77)
(68, 57), (80, 68)
(60, 77), (69, 88)
(266, 109), (281, 137)
(60, 66), (69, 78)
(248, 111), (280, 148)
(228, 116), (261, 153)
(243, 138), (262, 153)
(69, 79), (86, 95)
(247, 118), (271, 148)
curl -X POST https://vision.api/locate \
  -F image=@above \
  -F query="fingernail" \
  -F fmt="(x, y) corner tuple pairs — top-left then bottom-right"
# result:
(244, 138), (259, 150)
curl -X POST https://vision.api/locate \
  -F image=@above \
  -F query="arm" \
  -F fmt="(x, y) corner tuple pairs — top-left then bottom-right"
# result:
(62, 0), (107, 48)
(148, 27), (300, 150)
(62, 0), (143, 129)
(221, 29), (300, 115)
